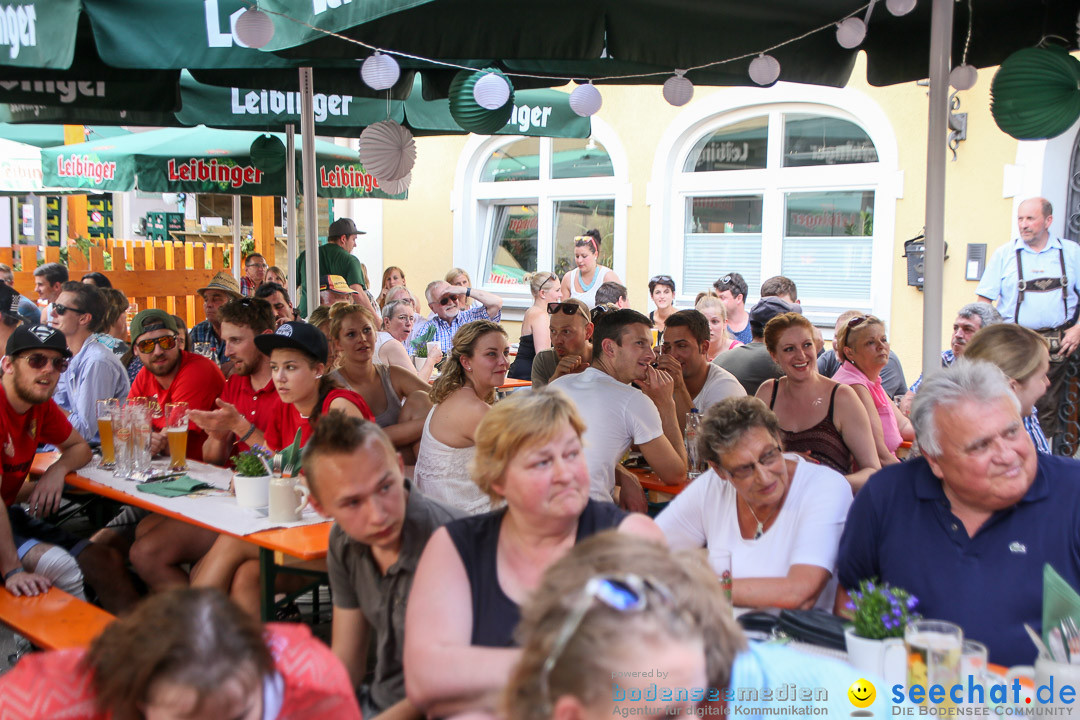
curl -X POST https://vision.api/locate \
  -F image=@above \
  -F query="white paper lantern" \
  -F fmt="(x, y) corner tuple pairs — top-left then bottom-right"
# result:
(662, 72), (694, 107)
(569, 82), (603, 117)
(234, 7), (274, 49)
(950, 64), (978, 91)
(380, 172), (411, 195)
(748, 54), (781, 86)
(473, 72), (512, 110)
(358, 120), (416, 183)
(836, 17), (867, 49)
(361, 52), (401, 91)
(886, 0), (917, 15)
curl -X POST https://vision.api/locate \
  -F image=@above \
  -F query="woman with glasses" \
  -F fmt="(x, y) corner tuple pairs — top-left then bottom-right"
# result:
(695, 292), (741, 361)
(560, 229), (621, 309)
(832, 314), (913, 464)
(755, 313), (880, 491)
(507, 271), (562, 381)
(328, 304), (433, 462)
(648, 275), (676, 335)
(413, 320), (509, 515)
(656, 396), (852, 611)
(404, 389), (661, 718)
(378, 297), (441, 382)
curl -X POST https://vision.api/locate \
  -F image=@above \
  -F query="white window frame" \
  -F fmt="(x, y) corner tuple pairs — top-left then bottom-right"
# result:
(647, 84), (901, 329)
(452, 118), (630, 319)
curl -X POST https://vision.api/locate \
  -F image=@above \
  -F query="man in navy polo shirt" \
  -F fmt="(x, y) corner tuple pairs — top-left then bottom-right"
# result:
(836, 358), (1080, 666)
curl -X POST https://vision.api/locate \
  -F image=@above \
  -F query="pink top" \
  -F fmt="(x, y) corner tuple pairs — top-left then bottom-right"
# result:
(832, 361), (902, 454)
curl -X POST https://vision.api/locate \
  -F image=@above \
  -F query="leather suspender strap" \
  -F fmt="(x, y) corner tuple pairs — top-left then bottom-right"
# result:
(1014, 246), (1070, 326)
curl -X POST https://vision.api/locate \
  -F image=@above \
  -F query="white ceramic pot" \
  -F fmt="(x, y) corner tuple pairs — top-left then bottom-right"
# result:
(845, 626), (906, 687)
(233, 473), (271, 508)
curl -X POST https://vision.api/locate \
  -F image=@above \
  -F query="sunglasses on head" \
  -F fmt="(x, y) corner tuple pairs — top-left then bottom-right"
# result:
(547, 302), (584, 317)
(590, 303), (618, 321)
(136, 335), (178, 354)
(52, 303), (85, 317)
(573, 235), (599, 253)
(20, 353), (68, 373)
(846, 315), (868, 329)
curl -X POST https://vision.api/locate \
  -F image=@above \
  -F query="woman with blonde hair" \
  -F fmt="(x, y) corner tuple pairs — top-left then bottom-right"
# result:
(756, 312), (880, 490)
(507, 271), (562, 380)
(832, 314), (913, 464)
(328, 303), (433, 461)
(413, 320), (509, 514)
(376, 265), (420, 308)
(695, 291), (741, 361)
(446, 266), (477, 310)
(963, 323), (1052, 452)
(404, 390), (661, 718)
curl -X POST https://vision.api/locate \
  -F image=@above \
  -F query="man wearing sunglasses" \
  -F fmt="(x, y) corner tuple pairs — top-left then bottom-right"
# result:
(713, 272), (752, 345)
(412, 279), (503, 354)
(532, 299), (593, 388)
(0, 324), (127, 609)
(50, 282), (130, 445)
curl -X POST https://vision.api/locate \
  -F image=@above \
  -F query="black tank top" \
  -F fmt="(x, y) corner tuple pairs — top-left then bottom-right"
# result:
(445, 499), (627, 647)
(506, 334), (536, 380)
(769, 380), (853, 474)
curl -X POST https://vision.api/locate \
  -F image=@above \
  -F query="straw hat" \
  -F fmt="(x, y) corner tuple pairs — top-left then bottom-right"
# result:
(196, 271), (242, 299)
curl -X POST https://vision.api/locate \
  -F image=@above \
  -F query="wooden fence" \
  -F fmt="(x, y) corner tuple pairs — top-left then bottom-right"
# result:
(3, 239), (234, 329)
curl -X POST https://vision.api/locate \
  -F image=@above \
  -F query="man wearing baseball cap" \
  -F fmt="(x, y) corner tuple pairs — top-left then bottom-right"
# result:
(319, 274), (359, 307)
(295, 217), (374, 317)
(189, 271), (242, 366)
(0, 324), (134, 611)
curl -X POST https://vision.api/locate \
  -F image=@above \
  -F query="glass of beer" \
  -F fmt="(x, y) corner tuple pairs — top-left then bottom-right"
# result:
(165, 402), (189, 472)
(905, 620), (962, 707)
(97, 399), (119, 469)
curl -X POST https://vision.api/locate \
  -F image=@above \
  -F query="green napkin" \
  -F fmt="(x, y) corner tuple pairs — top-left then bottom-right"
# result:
(1043, 563), (1080, 646)
(136, 475), (212, 498)
(275, 429), (304, 477)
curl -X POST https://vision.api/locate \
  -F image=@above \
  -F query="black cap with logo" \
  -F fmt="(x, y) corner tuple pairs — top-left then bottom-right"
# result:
(6, 324), (72, 358)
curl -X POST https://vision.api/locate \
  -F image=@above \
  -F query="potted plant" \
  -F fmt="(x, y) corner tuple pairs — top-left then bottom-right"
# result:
(231, 446), (273, 509)
(843, 578), (920, 685)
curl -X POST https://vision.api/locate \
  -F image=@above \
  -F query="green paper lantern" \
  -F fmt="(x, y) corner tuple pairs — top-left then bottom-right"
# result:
(991, 47), (1080, 140)
(249, 134), (286, 173)
(449, 68), (515, 135)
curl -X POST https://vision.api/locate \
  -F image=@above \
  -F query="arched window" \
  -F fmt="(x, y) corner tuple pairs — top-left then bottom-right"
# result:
(651, 89), (898, 324)
(453, 121), (628, 308)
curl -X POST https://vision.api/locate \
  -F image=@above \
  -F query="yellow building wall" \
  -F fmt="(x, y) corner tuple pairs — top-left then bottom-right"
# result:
(382, 53), (1026, 377)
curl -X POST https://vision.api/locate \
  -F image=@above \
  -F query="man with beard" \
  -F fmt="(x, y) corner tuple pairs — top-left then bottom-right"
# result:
(190, 298), (283, 464)
(410, 279), (502, 355)
(254, 281), (297, 326)
(531, 299), (593, 388)
(0, 324), (134, 612)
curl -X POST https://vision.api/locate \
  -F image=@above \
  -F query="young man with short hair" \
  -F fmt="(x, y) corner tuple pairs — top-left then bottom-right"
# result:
(549, 309), (687, 510)
(658, 309), (745, 427)
(713, 272), (751, 344)
(33, 262), (67, 325)
(531, 299), (593, 388)
(304, 413), (461, 718)
(50, 281), (129, 444)
(190, 297), (283, 465)
(240, 253), (267, 296)
(759, 275), (799, 305)
(254, 281), (297, 326)
(594, 281), (628, 308)
(189, 271), (242, 366)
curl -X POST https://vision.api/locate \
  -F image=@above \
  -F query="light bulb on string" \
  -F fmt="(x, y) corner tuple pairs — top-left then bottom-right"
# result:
(361, 52), (401, 91)
(473, 72), (512, 110)
(836, 17), (867, 48)
(663, 71), (694, 107)
(234, 6), (274, 49)
(950, 64), (978, 91)
(885, 0), (917, 16)
(569, 82), (603, 116)
(748, 54), (781, 86)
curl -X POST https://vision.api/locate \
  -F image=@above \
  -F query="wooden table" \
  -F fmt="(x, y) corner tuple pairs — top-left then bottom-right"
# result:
(625, 466), (687, 499)
(36, 453), (330, 622)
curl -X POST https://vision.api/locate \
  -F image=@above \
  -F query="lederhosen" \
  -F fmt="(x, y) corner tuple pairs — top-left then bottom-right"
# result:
(1016, 246), (1073, 358)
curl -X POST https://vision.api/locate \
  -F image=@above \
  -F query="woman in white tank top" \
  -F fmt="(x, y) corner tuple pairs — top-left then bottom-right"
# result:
(560, 229), (621, 309)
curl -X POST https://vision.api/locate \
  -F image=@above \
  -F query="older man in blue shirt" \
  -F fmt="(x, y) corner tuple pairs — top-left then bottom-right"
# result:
(50, 281), (129, 443)
(837, 358), (1080, 666)
(409, 279), (502, 354)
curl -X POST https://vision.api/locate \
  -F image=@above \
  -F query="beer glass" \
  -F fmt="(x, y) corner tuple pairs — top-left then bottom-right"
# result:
(97, 399), (119, 469)
(906, 620), (963, 707)
(113, 405), (134, 479)
(165, 402), (189, 472)
(128, 402), (152, 475)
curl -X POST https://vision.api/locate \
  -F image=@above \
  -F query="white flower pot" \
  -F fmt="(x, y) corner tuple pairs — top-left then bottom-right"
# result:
(844, 626), (907, 687)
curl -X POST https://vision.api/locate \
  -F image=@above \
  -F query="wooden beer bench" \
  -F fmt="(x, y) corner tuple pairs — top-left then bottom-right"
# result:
(0, 587), (114, 650)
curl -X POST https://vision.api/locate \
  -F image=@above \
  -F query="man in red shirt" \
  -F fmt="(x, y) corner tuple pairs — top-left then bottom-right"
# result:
(123, 309), (227, 590)
(0, 324), (134, 612)
(191, 298), (282, 464)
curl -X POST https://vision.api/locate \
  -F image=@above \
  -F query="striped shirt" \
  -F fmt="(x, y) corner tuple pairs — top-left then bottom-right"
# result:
(409, 306), (499, 355)
(1025, 409), (1051, 454)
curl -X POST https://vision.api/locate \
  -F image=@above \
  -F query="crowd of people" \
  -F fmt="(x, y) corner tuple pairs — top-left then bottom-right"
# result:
(0, 198), (1077, 719)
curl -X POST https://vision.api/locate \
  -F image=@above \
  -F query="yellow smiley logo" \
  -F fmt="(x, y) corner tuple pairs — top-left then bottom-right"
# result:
(848, 678), (876, 708)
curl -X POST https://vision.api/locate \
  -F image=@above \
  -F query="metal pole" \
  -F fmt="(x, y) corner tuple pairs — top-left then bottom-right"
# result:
(286, 124), (297, 306)
(232, 195), (242, 283)
(300, 67), (319, 319)
(921, 0), (953, 378)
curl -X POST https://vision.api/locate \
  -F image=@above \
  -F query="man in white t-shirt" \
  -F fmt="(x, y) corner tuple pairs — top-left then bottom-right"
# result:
(657, 309), (745, 430)
(550, 309), (687, 511)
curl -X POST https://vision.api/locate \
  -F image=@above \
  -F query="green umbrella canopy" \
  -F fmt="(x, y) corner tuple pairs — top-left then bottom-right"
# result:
(0, 123), (129, 148)
(40, 125), (403, 199)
